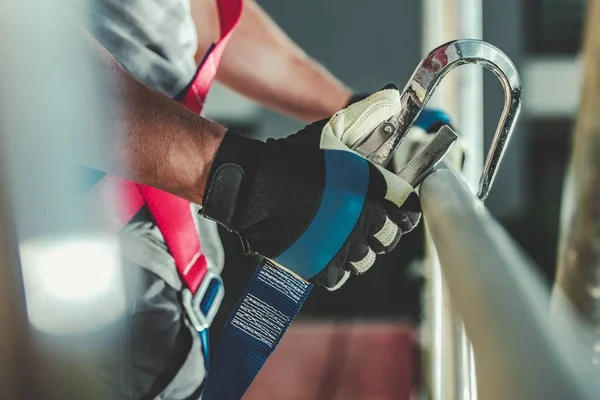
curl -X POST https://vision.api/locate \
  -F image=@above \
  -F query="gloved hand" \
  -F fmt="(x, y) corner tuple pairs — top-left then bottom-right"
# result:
(348, 89), (464, 172)
(201, 86), (420, 290)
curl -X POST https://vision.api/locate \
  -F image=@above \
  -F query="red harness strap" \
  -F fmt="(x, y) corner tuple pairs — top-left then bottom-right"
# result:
(87, 0), (242, 295)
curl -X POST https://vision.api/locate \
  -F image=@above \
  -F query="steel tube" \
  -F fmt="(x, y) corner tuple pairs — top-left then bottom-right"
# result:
(421, 168), (597, 400)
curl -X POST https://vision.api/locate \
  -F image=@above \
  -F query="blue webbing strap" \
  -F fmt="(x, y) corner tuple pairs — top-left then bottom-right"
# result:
(199, 329), (211, 371)
(202, 150), (369, 399)
(202, 261), (313, 399)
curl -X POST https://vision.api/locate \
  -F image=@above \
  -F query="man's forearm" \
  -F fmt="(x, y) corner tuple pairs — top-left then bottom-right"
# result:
(78, 33), (226, 204)
(192, 0), (352, 122)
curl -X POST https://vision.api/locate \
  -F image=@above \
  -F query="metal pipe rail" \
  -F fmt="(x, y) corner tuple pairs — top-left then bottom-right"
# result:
(420, 168), (598, 400)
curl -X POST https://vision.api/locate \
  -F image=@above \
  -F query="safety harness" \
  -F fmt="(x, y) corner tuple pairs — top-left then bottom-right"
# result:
(85, 0), (519, 397)
(84, 0), (240, 382)
(86, 0), (293, 397)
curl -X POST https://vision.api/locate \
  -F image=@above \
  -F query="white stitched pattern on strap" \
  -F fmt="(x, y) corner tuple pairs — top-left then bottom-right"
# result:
(231, 294), (288, 347)
(259, 262), (309, 304)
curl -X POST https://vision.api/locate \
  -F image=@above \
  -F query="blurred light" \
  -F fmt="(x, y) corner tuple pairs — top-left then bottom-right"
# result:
(24, 238), (117, 300)
(19, 235), (126, 335)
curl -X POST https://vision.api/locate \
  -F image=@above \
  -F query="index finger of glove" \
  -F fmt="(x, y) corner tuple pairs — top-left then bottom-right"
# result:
(372, 164), (421, 234)
(322, 84), (400, 148)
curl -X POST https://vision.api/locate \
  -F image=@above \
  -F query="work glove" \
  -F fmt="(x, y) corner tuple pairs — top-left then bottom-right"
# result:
(201, 86), (420, 290)
(346, 92), (371, 107)
(350, 84), (466, 172)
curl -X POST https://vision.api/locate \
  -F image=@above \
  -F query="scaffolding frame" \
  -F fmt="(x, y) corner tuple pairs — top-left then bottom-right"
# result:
(421, 1), (482, 398)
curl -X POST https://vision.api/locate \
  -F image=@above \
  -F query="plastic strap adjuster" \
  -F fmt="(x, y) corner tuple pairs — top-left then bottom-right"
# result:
(181, 270), (225, 331)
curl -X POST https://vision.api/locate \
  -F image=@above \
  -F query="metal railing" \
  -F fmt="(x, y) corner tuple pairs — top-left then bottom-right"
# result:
(421, 167), (598, 400)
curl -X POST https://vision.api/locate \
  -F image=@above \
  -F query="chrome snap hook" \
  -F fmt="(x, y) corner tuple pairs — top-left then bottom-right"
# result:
(353, 39), (522, 200)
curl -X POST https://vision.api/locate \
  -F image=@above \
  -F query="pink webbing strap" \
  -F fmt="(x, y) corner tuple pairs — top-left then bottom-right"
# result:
(88, 0), (242, 294)
(180, 0), (242, 114)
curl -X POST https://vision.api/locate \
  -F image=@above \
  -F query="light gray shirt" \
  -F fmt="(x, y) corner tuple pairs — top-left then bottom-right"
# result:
(86, 0), (198, 96)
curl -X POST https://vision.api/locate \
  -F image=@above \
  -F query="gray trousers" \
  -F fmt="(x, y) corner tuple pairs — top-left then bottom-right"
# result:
(98, 264), (205, 399)
(94, 213), (223, 399)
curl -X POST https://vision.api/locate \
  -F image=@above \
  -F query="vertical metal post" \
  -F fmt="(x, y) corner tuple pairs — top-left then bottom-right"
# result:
(0, 175), (34, 399)
(421, 0), (482, 398)
(552, 0), (600, 368)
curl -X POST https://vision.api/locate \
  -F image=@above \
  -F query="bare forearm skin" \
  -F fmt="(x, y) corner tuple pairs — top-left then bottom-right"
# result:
(192, 0), (352, 122)
(79, 33), (226, 204)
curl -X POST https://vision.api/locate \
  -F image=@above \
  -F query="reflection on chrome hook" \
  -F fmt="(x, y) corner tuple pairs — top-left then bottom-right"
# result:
(353, 39), (522, 200)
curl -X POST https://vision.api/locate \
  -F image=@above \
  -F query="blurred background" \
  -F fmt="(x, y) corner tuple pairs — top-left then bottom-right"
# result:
(0, 0), (593, 398)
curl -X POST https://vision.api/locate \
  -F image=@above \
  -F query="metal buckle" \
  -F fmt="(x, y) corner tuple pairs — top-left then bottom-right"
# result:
(181, 270), (225, 331)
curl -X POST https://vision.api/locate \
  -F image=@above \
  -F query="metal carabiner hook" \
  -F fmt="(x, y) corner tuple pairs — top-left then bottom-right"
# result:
(353, 39), (522, 200)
